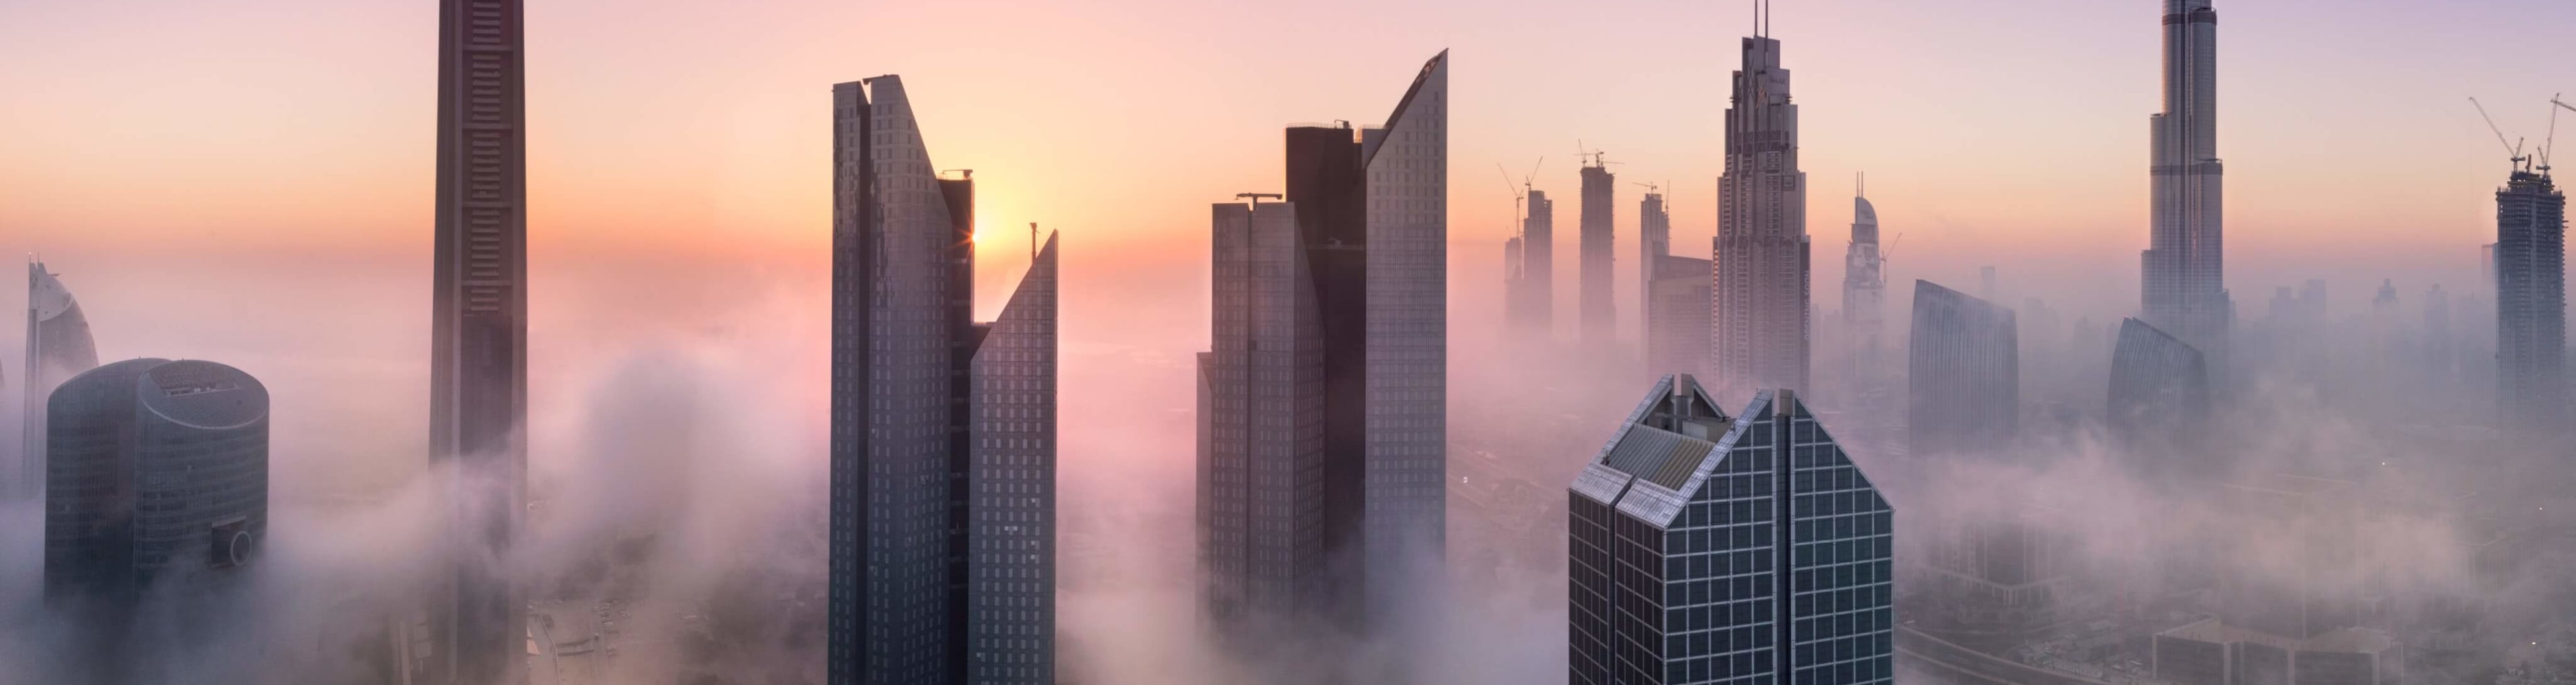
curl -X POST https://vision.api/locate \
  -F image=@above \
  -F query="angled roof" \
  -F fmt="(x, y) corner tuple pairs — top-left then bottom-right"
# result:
(1362, 50), (1447, 167)
(1572, 374), (1743, 520)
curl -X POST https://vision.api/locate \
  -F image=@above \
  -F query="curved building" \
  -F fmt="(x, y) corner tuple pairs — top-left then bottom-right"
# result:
(44, 358), (268, 602)
(1907, 280), (2019, 457)
(16, 262), (103, 500)
(2108, 318), (2210, 475)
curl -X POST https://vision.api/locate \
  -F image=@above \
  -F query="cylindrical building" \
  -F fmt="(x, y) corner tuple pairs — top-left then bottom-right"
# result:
(43, 358), (269, 602)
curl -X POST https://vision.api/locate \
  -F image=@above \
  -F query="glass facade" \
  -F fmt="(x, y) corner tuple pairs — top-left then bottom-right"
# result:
(17, 262), (101, 500)
(1906, 280), (2018, 457)
(1361, 51), (1449, 619)
(1571, 377), (1894, 685)
(44, 358), (268, 599)
(830, 77), (1059, 685)
(2107, 317), (2210, 458)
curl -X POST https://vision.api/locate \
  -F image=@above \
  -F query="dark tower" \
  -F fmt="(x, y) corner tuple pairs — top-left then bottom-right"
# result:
(431, 0), (527, 682)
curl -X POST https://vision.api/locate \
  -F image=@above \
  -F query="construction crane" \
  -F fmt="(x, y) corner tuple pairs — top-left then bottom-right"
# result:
(2471, 97), (2529, 172)
(1498, 158), (1544, 231)
(1574, 140), (1621, 168)
(2543, 93), (2573, 175)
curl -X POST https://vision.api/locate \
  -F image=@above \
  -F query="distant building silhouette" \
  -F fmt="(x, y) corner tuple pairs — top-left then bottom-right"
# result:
(1843, 187), (1886, 388)
(2493, 165), (2565, 435)
(1580, 159), (1617, 344)
(44, 358), (267, 681)
(1197, 51), (1448, 649)
(2144, 0), (2233, 377)
(1647, 256), (1711, 379)
(829, 76), (1062, 684)
(1640, 188), (1672, 341)
(2108, 318), (2212, 468)
(1712, 31), (1813, 399)
(1570, 377), (1894, 685)
(1907, 280), (2019, 456)
(1509, 189), (1555, 337)
(15, 262), (100, 500)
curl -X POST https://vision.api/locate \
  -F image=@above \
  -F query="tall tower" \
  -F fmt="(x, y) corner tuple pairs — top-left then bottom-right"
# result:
(1360, 50), (1448, 627)
(1579, 160), (1617, 344)
(430, 0), (527, 682)
(1842, 184), (1885, 387)
(2495, 166), (2566, 435)
(2143, 0), (2230, 370)
(830, 76), (1061, 684)
(1511, 189), (1556, 335)
(1639, 188), (1671, 341)
(16, 262), (99, 500)
(1712, 26), (1811, 399)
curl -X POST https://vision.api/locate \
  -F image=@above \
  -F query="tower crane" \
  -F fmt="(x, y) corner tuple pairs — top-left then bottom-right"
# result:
(2471, 97), (2528, 172)
(2542, 93), (2573, 175)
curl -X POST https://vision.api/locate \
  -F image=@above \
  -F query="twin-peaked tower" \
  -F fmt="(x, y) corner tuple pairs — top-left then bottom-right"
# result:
(829, 76), (1061, 684)
(1711, 30), (1811, 399)
(1198, 50), (1448, 646)
(2143, 0), (2230, 371)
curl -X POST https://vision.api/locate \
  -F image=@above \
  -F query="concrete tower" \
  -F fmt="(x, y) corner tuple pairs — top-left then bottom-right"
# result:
(1713, 28), (1811, 399)
(1580, 159), (1617, 344)
(16, 262), (100, 500)
(431, 0), (527, 681)
(1511, 189), (1556, 336)
(2144, 0), (2231, 372)
(1640, 188), (1672, 342)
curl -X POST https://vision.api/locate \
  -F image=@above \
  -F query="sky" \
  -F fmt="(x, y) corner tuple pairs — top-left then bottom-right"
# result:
(5, 0), (2571, 323)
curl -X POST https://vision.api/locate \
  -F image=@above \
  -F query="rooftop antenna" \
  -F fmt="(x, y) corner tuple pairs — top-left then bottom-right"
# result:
(2471, 97), (2528, 172)
(1030, 222), (1039, 260)
(1858, 171), (1866, 199)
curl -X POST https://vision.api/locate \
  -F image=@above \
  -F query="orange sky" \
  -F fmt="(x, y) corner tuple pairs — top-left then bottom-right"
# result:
(2, 0), (2570, 331)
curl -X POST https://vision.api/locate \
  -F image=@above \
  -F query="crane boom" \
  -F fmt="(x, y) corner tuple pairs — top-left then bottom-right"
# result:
(2471, 97), (2526, 160)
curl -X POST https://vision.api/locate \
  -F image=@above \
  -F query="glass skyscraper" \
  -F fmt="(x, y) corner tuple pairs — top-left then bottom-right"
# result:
(830, 76), (1061, 685)
(15, 261), (101, 501)
(1906, 280), (2019, 457)
(43, 358), (268, 681)
(1570, 376), (1895, 685)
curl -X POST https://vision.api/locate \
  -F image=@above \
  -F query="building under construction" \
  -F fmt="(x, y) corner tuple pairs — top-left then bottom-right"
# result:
(2494, 162), (2565, 436)
(1578, 156), (1616, 345)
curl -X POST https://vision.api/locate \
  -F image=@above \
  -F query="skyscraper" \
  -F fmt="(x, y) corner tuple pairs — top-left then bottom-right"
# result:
(1647, 256), (1712, 379)
(1713, 30), (1811, 399)
(1197, 50), (1447, 644)
(1511, 189), (1554, 337)
(43, 358), (268, 680)
(1570, 377), (1895, 685)
(1641, 188), (1672, 338)
(829, 76), (1061, 685)
(1358, 50), (1447, 623)
(2493, 165), (2565, 435)
(2143, 0), (2231, 372)
(1907, 280), (2019, 456)
(1199, 197), (1330, 630)
(1580, 158), (1617, 344)
(1842, 185), (1886, 388)
(430, 0), (527, 680)
(15, 262), (100, 500)
(2108, 317), (2211, 466)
